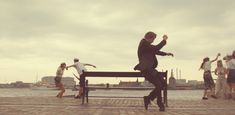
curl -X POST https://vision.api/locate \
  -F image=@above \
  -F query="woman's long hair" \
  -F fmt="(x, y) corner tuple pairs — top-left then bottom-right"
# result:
(233, 50), (235, 59)
(200, 57), (209, 69)
(217, 60), (223, 68)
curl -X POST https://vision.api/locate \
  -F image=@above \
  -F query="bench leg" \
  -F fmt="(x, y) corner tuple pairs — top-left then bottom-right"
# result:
(86, 80), (88, 103)
(82, 80), (87, 105)
(162, 71), (168, 107)
(82, 87), (85, 104)
(82, 94), (85, 104)
(164, 87), (168, 107)
(164, 71), (168, 107)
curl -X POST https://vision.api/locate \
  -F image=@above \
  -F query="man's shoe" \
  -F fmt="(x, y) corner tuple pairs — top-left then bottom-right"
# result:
(74, 95), (81, 99)
(228, 94), (232, 99)
(143, 96), (150, 110)
(211, 95), (217, 99)
(202, 97), (208, 100)
(159, 106), (165, 112)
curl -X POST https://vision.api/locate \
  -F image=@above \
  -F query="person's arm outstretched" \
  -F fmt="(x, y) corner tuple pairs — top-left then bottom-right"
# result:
(154, 35), (168, 51)
(66, 64), (75, 70)
(156, 51), (174, 57)
(211, 53), (220, 63)
(84, 63), (96, 68)
(142, 35), (167, 53)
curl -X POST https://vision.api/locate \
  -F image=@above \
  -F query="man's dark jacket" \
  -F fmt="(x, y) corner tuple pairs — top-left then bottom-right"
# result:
(134, 39), (167, 71)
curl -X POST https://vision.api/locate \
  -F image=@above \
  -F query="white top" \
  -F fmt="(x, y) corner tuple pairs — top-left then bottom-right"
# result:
(72, 62), (87, 75)
(215, 67), (226, 78)
(203, 61), (212, 71)
(56, 67), (64, 77)
(226, 59), (235, 69)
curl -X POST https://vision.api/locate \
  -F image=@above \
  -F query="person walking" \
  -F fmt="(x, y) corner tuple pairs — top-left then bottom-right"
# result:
(199, 53), (220, 100)
(134, 31), (173, 112)
(55, 62), (66, 98)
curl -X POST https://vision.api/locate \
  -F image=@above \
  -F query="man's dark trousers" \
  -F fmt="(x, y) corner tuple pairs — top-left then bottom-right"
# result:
(141, 69), (164, 108)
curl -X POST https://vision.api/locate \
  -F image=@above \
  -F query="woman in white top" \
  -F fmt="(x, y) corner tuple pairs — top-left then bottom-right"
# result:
(214, 60), (228, 99)
(224, 51), (235, 99)
(55, 62), (66, 98)
(199, 53), (220, 100)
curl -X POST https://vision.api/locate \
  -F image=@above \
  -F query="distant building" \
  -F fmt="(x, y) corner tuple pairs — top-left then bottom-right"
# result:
(41, 76), (76, 88)
(168, 69), (201, 90)
(118, 78), (141, 87)
(175, 79), (187, 85)
(141, 79), (154, 87)
(10, 81), (32, 88)
(168, 69), (176, 89)
(0, 83), (11, 88)
(188, 80), (198, 85)
(194, 81), (204, 89)
(41, 76), (54, 85)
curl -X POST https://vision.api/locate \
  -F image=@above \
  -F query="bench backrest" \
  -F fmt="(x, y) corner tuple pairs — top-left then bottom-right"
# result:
(83, 71), (167, 78)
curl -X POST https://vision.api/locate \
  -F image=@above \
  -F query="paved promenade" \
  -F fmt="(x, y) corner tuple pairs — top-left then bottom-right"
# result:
(0, 96), (235, 115)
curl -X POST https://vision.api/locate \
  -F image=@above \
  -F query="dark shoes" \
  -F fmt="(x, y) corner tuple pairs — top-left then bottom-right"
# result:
(211, 95), (217, 99)
(74, 95), (81, 99)
(227, 94), (232, 99)
(159, 106), (165, 112)
(143, 96), (150, 110)
(144, 96), (165, 112)
(202, 95), (217, 100)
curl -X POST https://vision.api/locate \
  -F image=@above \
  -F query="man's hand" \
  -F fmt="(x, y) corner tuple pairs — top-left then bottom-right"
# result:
(167, 53), (174, 57)
(163, 35), (168, 40)
(65, 67), (68, 70)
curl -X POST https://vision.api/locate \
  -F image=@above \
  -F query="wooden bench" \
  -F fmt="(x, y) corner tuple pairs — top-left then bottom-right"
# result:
(82, 71), (168, 107)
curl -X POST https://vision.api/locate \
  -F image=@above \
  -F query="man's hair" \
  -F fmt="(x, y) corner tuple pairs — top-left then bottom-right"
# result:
(144, 31), (156, 39)
(74, 58), (79, 62)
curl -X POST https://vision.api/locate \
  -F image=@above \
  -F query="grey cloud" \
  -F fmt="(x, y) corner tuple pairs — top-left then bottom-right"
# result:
(1, 0), (235, 83)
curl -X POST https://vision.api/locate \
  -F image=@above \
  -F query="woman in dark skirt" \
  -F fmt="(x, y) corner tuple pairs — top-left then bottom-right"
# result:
(199, 53), (220, 100)
(224, 51), (235, 99)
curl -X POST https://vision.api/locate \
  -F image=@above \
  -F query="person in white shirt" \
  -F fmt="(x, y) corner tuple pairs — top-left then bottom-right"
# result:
(224, 51), (235, 99)
(199, 53), (220, 100)
(66, 58), (96, 98)
(214, 60), (228, 99)
(55, 62), (66, 98)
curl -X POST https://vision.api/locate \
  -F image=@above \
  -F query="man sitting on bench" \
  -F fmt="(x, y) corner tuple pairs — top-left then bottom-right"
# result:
(134, 31), (173, 112)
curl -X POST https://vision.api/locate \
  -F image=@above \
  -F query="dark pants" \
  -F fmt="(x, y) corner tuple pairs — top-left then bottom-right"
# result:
(141, 69), (164, 108)
(80, 74), (85, 87)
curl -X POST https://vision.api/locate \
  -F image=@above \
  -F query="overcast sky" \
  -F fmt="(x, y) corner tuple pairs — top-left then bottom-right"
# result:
(0, 0), (234, 84)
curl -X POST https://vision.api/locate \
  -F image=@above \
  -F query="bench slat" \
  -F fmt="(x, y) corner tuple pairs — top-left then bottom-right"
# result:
(83, 71), (144, 77)
(86, 86), (155, 90)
